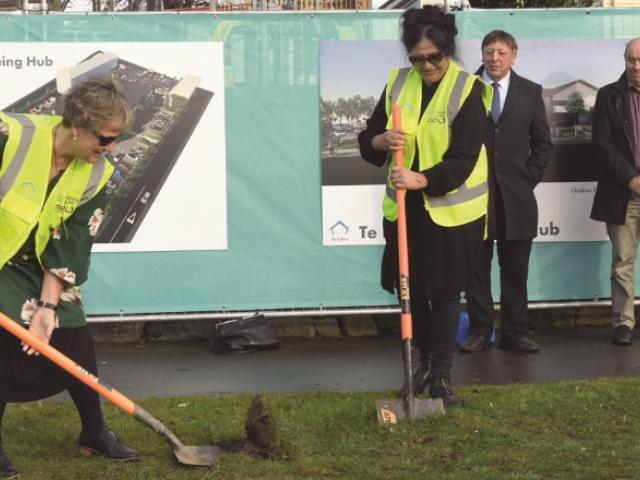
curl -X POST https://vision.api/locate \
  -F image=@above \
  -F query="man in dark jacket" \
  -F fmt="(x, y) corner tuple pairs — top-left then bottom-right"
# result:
(460, 30), (552, 353)
(590, 37), (640, 346)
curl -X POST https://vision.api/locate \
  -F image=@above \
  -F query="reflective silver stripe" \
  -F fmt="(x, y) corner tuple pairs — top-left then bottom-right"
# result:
(0, 113), (36, 201)
(447, 71), (470, 125)
(79, 156), (107, 206)
(389, 68), (411, 107)
(385, 68), (410, 206)
(388, 180), (487, 209)
(427, 181), (488, 208)
(386, 182), (396, 203)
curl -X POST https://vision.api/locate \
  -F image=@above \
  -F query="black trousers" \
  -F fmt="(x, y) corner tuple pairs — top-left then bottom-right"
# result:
(467, 237), (533, 337)
(411, 291), (460, 374)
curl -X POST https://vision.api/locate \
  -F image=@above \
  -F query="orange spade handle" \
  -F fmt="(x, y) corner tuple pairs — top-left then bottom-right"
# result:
(391, 104), (412, 341)
(0, 312), (136, 416)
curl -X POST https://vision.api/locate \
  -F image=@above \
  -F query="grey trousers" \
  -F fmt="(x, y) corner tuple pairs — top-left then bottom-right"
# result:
(607, 192), (640, 329)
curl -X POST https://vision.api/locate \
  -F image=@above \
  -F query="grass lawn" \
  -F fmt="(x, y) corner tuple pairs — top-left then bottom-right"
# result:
(3, 377), (639, 480)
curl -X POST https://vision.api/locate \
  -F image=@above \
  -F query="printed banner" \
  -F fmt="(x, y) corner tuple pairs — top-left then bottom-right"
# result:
(0, 42), (227, 252)
(320, 39), (625, 245)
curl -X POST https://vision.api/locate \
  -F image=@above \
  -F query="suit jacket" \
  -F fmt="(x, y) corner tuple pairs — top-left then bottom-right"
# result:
(590, 73), (639, 225)
(476, 68), (553, 240)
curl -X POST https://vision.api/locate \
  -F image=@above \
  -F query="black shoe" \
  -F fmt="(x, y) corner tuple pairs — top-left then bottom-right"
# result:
(429, 373), (463, 407)
(78, 427), (140, 461)
(612, 325), (633, 346)
(498, 334), (539, 353)
(0, 445), (18, 480)
(459, 334), (492, 353)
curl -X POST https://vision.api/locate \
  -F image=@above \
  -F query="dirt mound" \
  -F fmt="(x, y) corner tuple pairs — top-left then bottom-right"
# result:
(214, 395), (279, 459)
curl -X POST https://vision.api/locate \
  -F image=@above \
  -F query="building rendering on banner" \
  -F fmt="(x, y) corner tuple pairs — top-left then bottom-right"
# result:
(543, 80), (597, 114)
(56, 52), (118, 94)
(542, 80), (598, 142)
(170, 74), (202, 99)
(1, 47), (217, 248)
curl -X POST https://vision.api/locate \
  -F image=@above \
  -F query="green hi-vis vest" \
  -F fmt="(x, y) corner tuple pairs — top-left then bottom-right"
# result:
(382, 61), (492, 227)
(0, 112), (114, 270)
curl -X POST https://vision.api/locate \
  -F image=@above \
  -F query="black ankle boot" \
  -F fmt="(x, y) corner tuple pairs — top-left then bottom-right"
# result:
(78, 426), (140, 461)
(429, 372), (463, 407)
(0, 445), (18, 480)
(398, 347), (431, 398)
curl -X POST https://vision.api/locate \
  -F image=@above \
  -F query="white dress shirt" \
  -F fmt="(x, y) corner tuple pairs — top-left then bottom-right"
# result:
(482, 69), (511, 115)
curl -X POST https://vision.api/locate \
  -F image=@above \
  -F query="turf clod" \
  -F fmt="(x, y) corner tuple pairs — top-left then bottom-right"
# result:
(215, 395), (279, 459)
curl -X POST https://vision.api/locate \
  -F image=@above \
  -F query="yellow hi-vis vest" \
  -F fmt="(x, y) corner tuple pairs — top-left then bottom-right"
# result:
(382, 61), (492, 227)
(0, 112), (114, 270)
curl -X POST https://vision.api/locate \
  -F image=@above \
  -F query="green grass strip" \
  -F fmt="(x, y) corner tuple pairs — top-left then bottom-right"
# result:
(3, 377), (639, 480)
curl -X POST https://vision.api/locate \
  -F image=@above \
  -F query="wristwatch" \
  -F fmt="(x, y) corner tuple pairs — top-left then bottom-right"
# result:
(36, 300), (58, 312)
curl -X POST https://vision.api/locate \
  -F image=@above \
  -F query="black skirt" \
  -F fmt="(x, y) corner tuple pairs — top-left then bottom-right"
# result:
(381, 189), (485, 300)
(0, 325), (98, 402)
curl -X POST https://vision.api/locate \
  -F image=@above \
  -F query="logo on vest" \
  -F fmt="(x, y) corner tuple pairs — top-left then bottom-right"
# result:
(426, 110), (446, 124)
(19, 181), (36, 193)
(54, 195), (80, 215)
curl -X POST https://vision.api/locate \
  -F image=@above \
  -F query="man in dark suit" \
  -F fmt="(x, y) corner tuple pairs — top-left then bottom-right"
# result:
(459, 30), (552, 353)
(591, 37), (640, 346)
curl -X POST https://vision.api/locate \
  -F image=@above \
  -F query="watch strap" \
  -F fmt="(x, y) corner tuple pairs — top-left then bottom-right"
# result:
(36, 300), (58, 312)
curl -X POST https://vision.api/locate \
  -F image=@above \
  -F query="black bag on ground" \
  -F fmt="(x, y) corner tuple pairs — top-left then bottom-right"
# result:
(210, 314), (279, 353)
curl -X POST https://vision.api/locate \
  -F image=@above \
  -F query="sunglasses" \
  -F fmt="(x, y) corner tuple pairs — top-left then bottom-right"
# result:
(92, 129), (119, 147)
(408, 52), (445, 67)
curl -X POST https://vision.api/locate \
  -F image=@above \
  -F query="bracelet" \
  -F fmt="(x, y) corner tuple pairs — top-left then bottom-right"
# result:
(36, 300), (58, 312)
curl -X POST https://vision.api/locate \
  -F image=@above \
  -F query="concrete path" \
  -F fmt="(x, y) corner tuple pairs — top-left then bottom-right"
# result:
(44, 326), (640, 402)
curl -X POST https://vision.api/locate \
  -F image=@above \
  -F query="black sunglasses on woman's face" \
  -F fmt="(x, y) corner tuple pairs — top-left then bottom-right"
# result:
(408, 52), (444, 67)
(91, 129), (119, 147)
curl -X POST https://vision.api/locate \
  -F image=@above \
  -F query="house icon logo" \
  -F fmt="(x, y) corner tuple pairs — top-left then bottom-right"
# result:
(329, 220), (349, 242)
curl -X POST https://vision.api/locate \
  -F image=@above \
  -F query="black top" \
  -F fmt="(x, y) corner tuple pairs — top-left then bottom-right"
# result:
(358, 76), (487, 300)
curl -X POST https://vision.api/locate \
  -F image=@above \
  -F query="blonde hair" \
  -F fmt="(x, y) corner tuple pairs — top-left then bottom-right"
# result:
(62, 76), (133, 132)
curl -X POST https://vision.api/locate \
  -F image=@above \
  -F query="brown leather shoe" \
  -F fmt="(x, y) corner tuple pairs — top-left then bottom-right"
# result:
(459, 334), (492, 353)
(612, 326), (633, 346)
(498, 334), (540, 353)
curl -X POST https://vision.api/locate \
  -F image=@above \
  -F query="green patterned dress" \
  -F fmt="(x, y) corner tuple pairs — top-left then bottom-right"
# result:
(0, 130), (106, 401)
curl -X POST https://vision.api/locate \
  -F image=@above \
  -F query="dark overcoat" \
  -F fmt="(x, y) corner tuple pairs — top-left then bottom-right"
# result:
(591, 73), (639, 225)
(475, 68), (553, 240)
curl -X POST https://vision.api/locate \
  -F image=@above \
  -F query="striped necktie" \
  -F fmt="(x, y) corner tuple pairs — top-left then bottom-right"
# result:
(491, 81), (501, 121)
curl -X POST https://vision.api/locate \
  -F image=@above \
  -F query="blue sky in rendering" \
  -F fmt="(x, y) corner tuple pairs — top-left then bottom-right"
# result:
(320, 37), (627, 103)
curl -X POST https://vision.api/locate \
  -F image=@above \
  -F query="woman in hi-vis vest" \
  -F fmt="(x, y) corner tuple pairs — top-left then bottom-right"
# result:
(0, 77), (138, 479)
(358, 6), (491, 406)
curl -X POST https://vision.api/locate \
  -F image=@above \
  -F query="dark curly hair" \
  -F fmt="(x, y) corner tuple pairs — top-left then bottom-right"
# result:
(400, 6), (458, 57)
